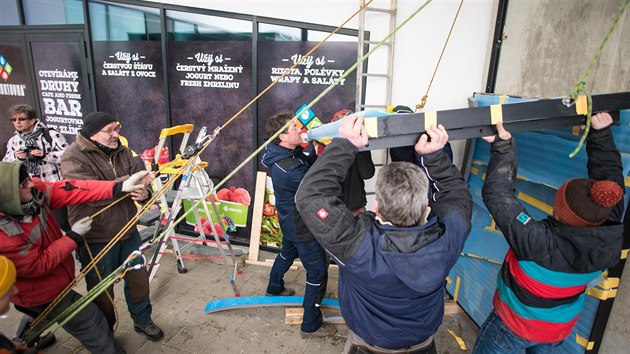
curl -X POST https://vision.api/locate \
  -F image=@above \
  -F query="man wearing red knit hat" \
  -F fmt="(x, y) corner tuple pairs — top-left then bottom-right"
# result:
(473, 112), (625, 353)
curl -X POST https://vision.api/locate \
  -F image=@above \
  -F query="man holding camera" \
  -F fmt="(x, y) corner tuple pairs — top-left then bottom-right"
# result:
(3, 104), (69, 182)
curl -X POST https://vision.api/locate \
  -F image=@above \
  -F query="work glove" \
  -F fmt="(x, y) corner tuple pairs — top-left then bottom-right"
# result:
(122, 171), (149, 192)
(66, 216), (92, 247)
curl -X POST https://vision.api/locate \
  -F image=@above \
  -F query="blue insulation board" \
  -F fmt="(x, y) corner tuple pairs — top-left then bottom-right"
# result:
(205, 296), (340, 313)
(448, 94), (630, 354)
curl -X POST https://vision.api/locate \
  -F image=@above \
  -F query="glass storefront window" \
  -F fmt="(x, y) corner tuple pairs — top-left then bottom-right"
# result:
(23, 0), (84, 25)
(0, 0), (20, 25)
(88, 1), (160, 41)
(166, 11), (252, 41)
(258, 23), (356, 42)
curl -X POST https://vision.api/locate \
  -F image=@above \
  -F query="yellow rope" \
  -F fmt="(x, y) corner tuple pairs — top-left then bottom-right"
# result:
(27, 0), (419, 330)
(82, 235), (119, 333)
(28, 168), (183, 329)
(159, 0), (436, 242)
(568, 0), (629, 157)
(33, 0), (373, 326)
(220, 0), (373, 130)
(415, 0), (464, 111)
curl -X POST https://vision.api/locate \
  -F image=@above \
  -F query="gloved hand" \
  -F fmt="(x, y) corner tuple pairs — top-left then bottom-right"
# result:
(122, 171), (149, 192)
(66, 216), (92, 247)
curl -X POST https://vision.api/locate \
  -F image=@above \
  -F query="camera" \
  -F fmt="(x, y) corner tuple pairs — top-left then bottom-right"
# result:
(22, 138), (43, 162)
(24, 139), (38, 151)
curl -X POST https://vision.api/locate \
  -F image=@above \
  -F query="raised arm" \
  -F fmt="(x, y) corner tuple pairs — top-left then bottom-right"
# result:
(296, 115), (368, 265)
(481, 124), (553, 259)
(585, 112), (624, 222)
(414, 125), (472, 223)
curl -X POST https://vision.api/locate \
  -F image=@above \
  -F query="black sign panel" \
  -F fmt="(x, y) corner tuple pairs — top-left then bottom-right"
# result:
(169, 40), (254, 240)
(31, 41), (87, 141)
(256, 41), (357, 146)
(93, 41), (166, 153)
(0, 41), (32, 157)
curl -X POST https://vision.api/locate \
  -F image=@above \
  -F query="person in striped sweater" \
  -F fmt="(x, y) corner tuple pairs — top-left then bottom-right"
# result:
(473, 112), (625, 353)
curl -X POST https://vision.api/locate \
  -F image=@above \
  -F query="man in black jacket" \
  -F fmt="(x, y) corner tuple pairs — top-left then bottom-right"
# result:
(296, 114), (471, 353)
(261, 112), (334, 338)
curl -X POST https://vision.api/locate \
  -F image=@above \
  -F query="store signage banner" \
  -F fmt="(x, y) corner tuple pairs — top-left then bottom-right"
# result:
(93, 41), (165, 153)
(0, 41), (32, 157)
(256, 41), (357, 147)
(31, 42), (87, 141)
(168, 40), (254, 240)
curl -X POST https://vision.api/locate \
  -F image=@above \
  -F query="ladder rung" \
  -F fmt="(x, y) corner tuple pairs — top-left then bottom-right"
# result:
(362, 73), (390, 78)
(360, 104), (388, 109)
(365, 40), (392, 46)
(366, 7), (395, 14)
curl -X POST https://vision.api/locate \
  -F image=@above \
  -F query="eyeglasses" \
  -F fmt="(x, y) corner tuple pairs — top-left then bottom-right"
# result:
(99, 125), (122, 135)
(10, 117), (31, 122)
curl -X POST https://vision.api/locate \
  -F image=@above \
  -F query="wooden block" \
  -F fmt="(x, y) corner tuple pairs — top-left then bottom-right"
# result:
(245, 259), (299, 270)
(444, 299), (463, 315)
(248, 171), (267, 262)
(285, 307), (345, 324)
(285, 307), (304, 324)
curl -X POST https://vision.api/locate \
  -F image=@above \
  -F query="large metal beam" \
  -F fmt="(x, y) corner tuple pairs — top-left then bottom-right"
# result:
(362, 91), (630, 150)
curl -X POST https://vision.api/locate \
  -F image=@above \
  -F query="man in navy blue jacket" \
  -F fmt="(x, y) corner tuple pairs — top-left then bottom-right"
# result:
(262, 112), (335, 338)
(296, 114), (472, 353)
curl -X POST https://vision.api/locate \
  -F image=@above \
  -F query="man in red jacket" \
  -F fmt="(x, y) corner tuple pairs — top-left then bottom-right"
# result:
(0, 161), (148, 354)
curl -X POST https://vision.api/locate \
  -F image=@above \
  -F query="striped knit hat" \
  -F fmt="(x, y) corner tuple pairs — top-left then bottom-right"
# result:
(554, 178), (624, 227)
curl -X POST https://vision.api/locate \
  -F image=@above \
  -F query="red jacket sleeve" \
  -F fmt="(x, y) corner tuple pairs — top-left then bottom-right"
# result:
(36, 179), (117, 211)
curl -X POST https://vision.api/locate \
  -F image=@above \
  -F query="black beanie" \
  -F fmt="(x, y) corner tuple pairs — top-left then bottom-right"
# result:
(80, 112), (117, 138)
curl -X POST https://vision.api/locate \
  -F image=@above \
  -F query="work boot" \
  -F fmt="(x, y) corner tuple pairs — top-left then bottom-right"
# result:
(134, 319), (164, 341)
(265, 287), (295, 296)
(301, 325), (337, 338)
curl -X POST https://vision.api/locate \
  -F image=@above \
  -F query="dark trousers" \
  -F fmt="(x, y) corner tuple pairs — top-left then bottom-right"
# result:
(77, 229), (151, 329)
(473, 310), (563, 354)
(267, 237), (329, 332)
(15, 290), (125, 354)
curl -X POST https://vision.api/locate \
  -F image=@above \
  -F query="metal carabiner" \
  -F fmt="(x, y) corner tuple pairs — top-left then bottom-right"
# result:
(562, 96), (575, 107)
(123, 250), (143, 269)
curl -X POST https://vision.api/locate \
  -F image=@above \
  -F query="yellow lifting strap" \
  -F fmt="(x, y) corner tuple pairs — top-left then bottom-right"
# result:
(448, 329), (468, 351)
(586, 275), (620, 300)
(453, 276), (461, 302)
(576, 334), (595, 350)
(364, 117), (378, 138)
(424, 111), (437, 130)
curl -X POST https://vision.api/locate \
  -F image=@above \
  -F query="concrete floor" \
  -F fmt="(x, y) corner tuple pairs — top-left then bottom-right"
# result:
(0, 246), (480, 353)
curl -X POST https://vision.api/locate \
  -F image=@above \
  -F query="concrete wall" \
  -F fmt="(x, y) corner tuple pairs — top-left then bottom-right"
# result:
(492, 1), (630, 352)
(495, 0), (630, 97)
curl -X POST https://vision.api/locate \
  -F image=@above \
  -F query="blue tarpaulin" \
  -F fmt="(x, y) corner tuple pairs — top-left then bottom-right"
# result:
(446, 94), (629, 353)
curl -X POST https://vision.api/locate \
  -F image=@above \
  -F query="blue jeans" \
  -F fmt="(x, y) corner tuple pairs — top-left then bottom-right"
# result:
(473, 311), (564, 354)
(78, 229), (152, 328)
(267, 237), (329, 332)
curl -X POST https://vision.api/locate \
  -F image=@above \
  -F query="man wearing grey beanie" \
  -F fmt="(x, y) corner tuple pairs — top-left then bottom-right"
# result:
(61, 112), (164, 342)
